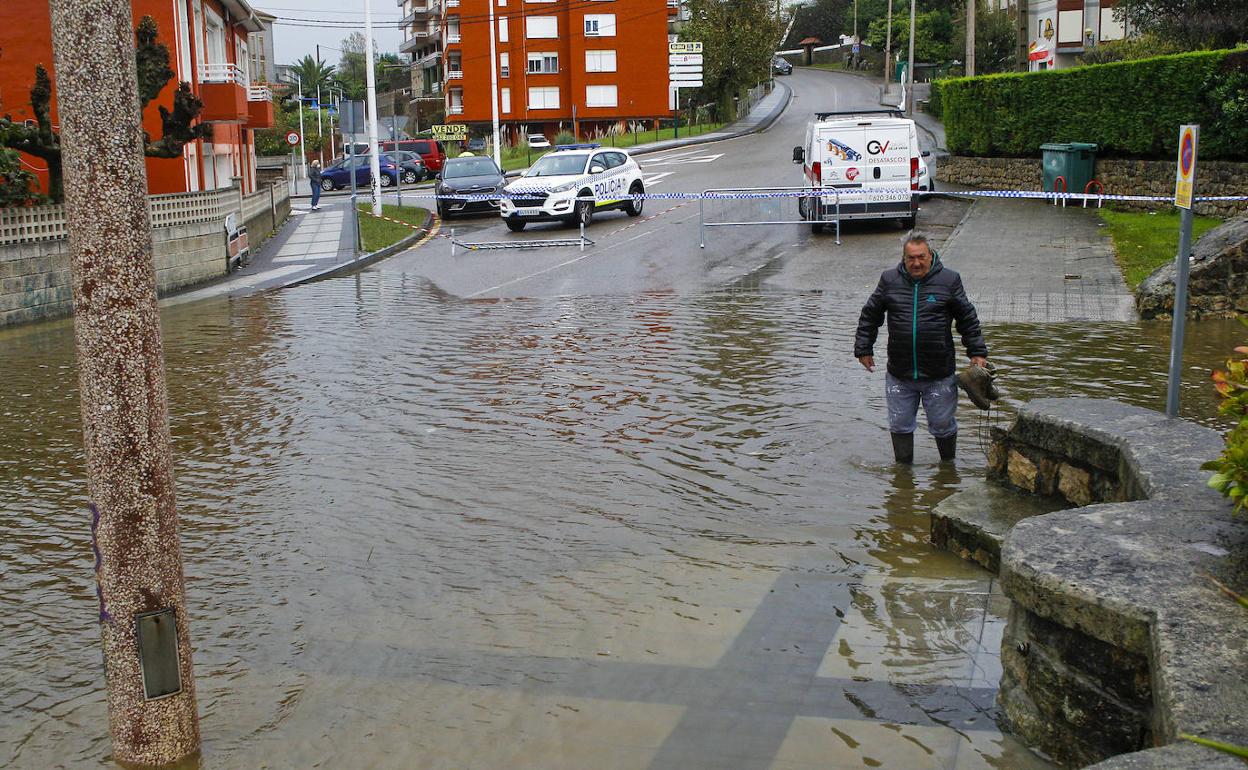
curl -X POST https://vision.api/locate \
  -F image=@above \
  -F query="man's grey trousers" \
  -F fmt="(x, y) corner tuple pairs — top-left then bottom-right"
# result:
(885, 372), (958, 438)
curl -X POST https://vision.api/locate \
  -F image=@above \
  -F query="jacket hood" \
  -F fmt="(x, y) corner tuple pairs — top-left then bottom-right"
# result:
(896, 248), (943, 284)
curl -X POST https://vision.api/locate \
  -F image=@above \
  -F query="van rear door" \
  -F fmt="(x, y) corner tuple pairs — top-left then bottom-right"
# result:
(859, 121), (913, 208)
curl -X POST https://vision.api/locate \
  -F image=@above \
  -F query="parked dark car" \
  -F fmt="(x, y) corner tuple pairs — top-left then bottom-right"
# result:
(435, 155), (505, 218)
(380, 139), (447, 173)
(320, 156), (403, 190)
(772, 56), (793, 75)
(466, 137), (487, 152)
(381, 151), (427, 183)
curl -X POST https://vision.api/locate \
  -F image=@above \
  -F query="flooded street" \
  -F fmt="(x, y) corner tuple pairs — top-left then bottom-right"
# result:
(0, 273), (1237, 769)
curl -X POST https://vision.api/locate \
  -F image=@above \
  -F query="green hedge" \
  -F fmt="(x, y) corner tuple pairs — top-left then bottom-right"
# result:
(937, 49), (1248, 160)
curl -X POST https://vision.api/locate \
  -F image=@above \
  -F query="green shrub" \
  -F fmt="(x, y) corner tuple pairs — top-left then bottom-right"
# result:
(941, 48), (1248, 160)
(1203, 318), (1248, 514)
(553, 131), (577, 146)
(0, 148), (40, 207)
(928, 80), (944, 119)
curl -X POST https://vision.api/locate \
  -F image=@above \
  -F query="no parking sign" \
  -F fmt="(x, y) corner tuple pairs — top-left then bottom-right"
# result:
(286, 131), (301, 146)
(1174, 125), (1198, 209)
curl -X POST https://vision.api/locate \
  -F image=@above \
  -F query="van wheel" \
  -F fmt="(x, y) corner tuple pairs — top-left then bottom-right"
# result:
(625, 182), (644, 216)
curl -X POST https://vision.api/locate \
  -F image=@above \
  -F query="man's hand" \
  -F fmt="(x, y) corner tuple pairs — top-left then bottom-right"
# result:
(970, 356), (988, 368)
(858, 355), (875, 372)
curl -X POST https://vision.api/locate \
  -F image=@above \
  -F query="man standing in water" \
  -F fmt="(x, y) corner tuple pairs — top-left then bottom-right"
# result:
(855, 234), (988, 463)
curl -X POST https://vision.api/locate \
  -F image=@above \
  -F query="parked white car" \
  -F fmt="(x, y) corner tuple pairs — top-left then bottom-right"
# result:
(527, 134), (552, 149)
(500, 144), (646, 231)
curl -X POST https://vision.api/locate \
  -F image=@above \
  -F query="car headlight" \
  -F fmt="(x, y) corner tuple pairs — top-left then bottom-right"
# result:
(550, 182), (576, 194)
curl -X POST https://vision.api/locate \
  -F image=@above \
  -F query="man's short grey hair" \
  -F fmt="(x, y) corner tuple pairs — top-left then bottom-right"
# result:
(903, 233), (931, 254)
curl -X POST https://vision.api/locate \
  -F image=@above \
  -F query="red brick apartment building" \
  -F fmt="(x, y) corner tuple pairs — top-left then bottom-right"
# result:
(0, 0), (276, 196)
(401, 0), (678, 142)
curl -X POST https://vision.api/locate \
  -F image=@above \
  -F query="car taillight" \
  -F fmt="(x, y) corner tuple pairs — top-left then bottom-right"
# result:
(911, 157), (919, 190)
(811, 161), (821, 183)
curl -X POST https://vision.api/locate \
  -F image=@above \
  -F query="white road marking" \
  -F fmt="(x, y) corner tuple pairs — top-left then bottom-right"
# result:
(643, 172), (674, 187)
(641, 153), (724, 167)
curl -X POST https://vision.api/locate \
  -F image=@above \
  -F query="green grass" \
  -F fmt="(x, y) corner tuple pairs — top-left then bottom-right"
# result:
(1098, 208), (1222, 289)
(355, 204), (429, 252)
(490, 123), (727, 172)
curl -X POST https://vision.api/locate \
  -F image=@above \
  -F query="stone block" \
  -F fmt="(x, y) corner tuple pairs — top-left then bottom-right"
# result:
(1008, 449), (1038, 492)
(1058, 462), (1094, 506)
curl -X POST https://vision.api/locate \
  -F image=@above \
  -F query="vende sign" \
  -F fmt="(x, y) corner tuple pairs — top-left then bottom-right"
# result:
(669, 41), (703, 54)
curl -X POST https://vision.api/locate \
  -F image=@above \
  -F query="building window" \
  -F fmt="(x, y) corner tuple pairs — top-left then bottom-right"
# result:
(499, 16), (509, 42)
(586, 84), (617, 107)
(1099, 1), (1125, 41)
(585, 49), (617, 72)
(528, 86), (560, 109)
(1056, 0), (1083, 45)
(584, 14), (616, 36)
(526, 16), (558, 38)
(527, 52), (559, 74)
(497, 0), (506, 5)
(500, 53), (510, 77)
(501, 87), (511, 113)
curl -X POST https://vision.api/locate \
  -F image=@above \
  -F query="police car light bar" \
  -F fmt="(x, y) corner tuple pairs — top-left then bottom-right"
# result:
(554, 143), (601, 151)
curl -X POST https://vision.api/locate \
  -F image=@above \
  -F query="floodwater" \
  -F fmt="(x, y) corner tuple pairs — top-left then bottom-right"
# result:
(0, 274), (1237, 769)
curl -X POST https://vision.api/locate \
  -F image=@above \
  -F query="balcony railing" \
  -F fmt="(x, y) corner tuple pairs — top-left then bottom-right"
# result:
(446, 69), (464, 80)
(247, 84), (272, 101)
(200, 62), (246, 85)
(447, 104), (463, 114)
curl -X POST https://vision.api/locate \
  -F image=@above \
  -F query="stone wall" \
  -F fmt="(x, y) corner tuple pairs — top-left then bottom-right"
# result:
(983, 399), (1247, 770)
(0, 180), (290, 328)
(936, 155), (1248, 218)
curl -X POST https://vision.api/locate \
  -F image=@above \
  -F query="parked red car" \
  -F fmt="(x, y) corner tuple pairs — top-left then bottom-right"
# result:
(381, 139), (447, 173)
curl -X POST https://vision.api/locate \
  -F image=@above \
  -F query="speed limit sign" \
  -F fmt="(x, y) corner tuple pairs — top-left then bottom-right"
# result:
(286, 131), (300, 146)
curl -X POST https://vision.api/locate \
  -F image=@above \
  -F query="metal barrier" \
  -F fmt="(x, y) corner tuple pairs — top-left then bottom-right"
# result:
(1083, 180), (1104, 208)
(699, 186), (843, 248)
(449, 223), (594, 256)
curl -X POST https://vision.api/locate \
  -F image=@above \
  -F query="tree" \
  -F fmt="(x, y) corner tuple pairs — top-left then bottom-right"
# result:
(950, 1), (1017, 74)
(866, 8), (954, 62)
(336, 31), (372, 99)
(0, 148), (39, 206)
(1113, 0), (1248, 50)
(0, 16), (209, 202)
(291, 54), (336, 94)
(784, 0), (850, 49)
(682, 0), (782, 116)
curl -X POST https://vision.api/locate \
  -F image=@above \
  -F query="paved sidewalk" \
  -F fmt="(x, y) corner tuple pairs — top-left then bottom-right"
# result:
(939, 197), (1136, 323)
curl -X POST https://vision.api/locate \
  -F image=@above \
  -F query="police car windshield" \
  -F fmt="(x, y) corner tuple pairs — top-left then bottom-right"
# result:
(525, 154), (589, 177)
(443, 158), (499, 178)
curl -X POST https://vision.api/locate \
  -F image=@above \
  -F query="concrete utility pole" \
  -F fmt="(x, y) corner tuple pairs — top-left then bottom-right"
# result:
(47, 0), (200, 765)
(364, 0), (384, 217)
(906, 0), (916, 113)
(966, 0), (976, 76)
(884, 0), (894, 87)
(295, 71), (307, 181)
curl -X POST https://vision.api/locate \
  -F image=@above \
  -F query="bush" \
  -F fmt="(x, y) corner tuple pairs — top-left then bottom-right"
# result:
(940, 48), (1248, 160)
(553, 131), (577, 145)
(0, 148), (40, 207)
(1204, 319), (1248, 514)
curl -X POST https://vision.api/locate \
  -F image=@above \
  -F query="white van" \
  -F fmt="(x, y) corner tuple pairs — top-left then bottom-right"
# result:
(792, 110), (930, 233)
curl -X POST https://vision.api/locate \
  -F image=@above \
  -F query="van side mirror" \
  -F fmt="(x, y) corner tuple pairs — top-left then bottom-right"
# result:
(792, 146), (805, 164)
(921, 150), (931, 157)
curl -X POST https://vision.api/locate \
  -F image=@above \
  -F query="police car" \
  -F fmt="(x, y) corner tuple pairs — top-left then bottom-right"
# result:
(500, 144), (646, 231)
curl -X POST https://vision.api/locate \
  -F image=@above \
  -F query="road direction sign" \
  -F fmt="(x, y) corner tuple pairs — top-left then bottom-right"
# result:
(669, 41), (703, 54)
(668, 64), (703, 74)
(431, 123), (469, 140)
(285, 131), (300, 146)
(669, 72), (704, 82)
(670, 79), (704, 88)
(669, 53), (703, 66)
(1174, 124), (1198, 210)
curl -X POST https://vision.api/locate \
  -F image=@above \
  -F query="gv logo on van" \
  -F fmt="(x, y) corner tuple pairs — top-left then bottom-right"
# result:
(826, 138), (862, 162)
(867, 140), (891, 154)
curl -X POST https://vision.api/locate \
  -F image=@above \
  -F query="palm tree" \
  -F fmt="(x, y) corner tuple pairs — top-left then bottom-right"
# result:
(291, 55), (336, 95)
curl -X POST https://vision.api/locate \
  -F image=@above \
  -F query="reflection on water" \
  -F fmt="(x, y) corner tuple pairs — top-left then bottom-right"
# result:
(0, 274), (1235, 768)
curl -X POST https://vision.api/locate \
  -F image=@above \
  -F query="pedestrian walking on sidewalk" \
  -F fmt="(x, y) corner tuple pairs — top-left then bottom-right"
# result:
(854, 234), (988, 463)
(309, 160), (323, 210)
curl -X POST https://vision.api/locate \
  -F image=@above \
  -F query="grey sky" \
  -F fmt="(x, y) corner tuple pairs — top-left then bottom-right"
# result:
(260, 1), (406, 67)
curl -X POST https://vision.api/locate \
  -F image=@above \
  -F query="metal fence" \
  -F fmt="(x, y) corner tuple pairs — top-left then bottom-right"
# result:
(699, 186), (843, 247)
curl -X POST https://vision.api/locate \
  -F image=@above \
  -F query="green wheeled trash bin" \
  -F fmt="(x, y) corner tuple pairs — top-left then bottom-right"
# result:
(1041, 142), (1098, 195)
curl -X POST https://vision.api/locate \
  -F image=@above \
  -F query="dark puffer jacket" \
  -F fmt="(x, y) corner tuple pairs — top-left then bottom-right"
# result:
(854, 253), (987, 380)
